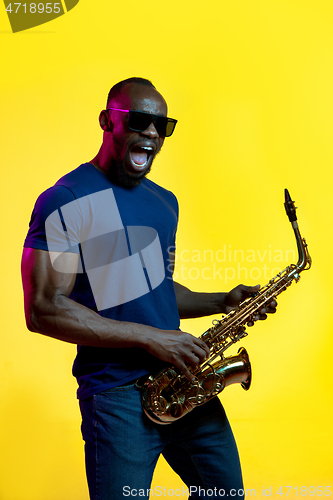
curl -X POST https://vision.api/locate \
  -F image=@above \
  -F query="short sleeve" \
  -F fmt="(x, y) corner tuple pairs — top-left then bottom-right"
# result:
(24, 185), (78, 252)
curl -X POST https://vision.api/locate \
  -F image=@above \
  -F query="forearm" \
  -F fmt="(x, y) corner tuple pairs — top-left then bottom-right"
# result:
(22, 248), (211, 379)
(174, 282), (228, 319)
(27, 293), (155, 349)
(27, 293), (212, 379)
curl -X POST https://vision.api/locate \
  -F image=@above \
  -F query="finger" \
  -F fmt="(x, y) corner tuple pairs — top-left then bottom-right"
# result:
(225, 305), (238, 314)
(256, 309), (268, 321)
(258, 313), (267, 321)
(193, 338), (210, 357)
(266, 302), (277, 314)
(176, 354), (200, 380)
(191, 344), (209, 364)
(248, 284), (260, 295)
(240, 284), (260, 295)
(177, 361), (196, 381)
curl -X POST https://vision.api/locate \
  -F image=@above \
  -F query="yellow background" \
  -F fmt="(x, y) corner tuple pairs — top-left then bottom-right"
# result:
(1, 0), (332, 498)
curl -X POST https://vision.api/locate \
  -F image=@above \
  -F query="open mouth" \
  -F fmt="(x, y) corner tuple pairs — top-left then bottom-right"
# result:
(129, 145), (154, 171)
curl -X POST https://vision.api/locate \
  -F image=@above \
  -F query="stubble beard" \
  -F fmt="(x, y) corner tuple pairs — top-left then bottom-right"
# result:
(107, 159), (152, 188)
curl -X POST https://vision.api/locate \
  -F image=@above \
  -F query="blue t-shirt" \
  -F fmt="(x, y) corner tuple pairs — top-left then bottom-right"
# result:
(24, 163), (180, 399)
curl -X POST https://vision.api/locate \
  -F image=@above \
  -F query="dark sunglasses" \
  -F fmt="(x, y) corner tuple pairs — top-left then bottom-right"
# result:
(107, 108), (177, 137)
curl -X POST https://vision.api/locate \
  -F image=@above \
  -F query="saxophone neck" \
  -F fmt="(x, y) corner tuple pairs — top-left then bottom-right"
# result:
(284, 189), (312, 273)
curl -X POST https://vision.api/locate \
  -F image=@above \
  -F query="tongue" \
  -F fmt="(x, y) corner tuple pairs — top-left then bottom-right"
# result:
(131, 150), (148, 166)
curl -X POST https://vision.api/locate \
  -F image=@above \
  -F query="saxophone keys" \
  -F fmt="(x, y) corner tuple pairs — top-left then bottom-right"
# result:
(186, 385), (206, 404)
(163, 401), (183, 419)
(210, 382), (223, 396)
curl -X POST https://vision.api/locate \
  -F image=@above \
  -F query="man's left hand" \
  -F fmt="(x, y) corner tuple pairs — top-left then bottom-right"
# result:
(224, 284), (277, 325)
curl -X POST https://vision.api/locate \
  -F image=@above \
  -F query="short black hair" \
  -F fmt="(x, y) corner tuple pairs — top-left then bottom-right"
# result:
(107, 77), (155, 107)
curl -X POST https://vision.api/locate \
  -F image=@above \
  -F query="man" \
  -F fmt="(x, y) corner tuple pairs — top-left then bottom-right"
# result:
(22, 77), (276, 499)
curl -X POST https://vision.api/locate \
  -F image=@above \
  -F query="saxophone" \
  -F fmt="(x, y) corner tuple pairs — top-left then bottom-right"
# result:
(140, 189), (311, 424)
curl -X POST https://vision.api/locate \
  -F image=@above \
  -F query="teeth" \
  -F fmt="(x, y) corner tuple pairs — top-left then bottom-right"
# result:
(142, 146), (153, 151)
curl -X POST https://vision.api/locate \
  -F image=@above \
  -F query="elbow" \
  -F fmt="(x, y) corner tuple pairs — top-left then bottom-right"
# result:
(25, 309), (40, 333)
(24, 302), (45, 334)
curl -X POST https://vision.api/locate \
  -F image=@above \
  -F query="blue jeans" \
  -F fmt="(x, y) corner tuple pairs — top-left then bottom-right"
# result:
(79, 383), (244, 500)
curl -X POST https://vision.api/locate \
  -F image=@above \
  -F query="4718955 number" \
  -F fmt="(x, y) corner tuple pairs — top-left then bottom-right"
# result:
(6, 3), (61, 14)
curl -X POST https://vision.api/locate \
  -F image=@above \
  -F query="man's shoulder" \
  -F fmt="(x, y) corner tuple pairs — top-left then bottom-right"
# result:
(142, 177), (178, 205)
(31, 164), (107, 218)
(55, 163), (100, 191)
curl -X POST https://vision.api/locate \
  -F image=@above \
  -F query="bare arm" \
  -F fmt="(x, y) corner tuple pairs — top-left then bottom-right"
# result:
(169, 249), (228, 319)
(174, 281), (277, 321)
(174, 282), (227, 319)
(21, 248), (209, 379)
(170, 248), (276, 320)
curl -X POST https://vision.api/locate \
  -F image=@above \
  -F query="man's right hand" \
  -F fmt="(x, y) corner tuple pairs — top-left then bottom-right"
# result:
(143, 329), (210, 380)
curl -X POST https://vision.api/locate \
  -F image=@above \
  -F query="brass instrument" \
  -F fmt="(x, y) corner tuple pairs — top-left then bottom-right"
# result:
(141, 190), (311, 424)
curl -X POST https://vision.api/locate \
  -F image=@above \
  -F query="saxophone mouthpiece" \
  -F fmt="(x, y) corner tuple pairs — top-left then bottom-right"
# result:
(284, 188), (297, 223)
(284, 188), (291, 203)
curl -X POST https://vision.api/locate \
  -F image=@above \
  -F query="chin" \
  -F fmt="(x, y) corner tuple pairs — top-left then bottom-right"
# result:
(108, 160), (152, 188)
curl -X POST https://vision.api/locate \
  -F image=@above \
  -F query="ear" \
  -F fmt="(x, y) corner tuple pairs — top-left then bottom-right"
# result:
(99, 110), (113, 132)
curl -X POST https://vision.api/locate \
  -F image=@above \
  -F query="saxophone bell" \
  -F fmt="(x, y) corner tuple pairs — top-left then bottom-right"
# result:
(141, 347), (251, 425)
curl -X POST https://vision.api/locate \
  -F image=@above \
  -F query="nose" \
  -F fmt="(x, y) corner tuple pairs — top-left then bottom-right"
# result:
(141, 121), (159, 138)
